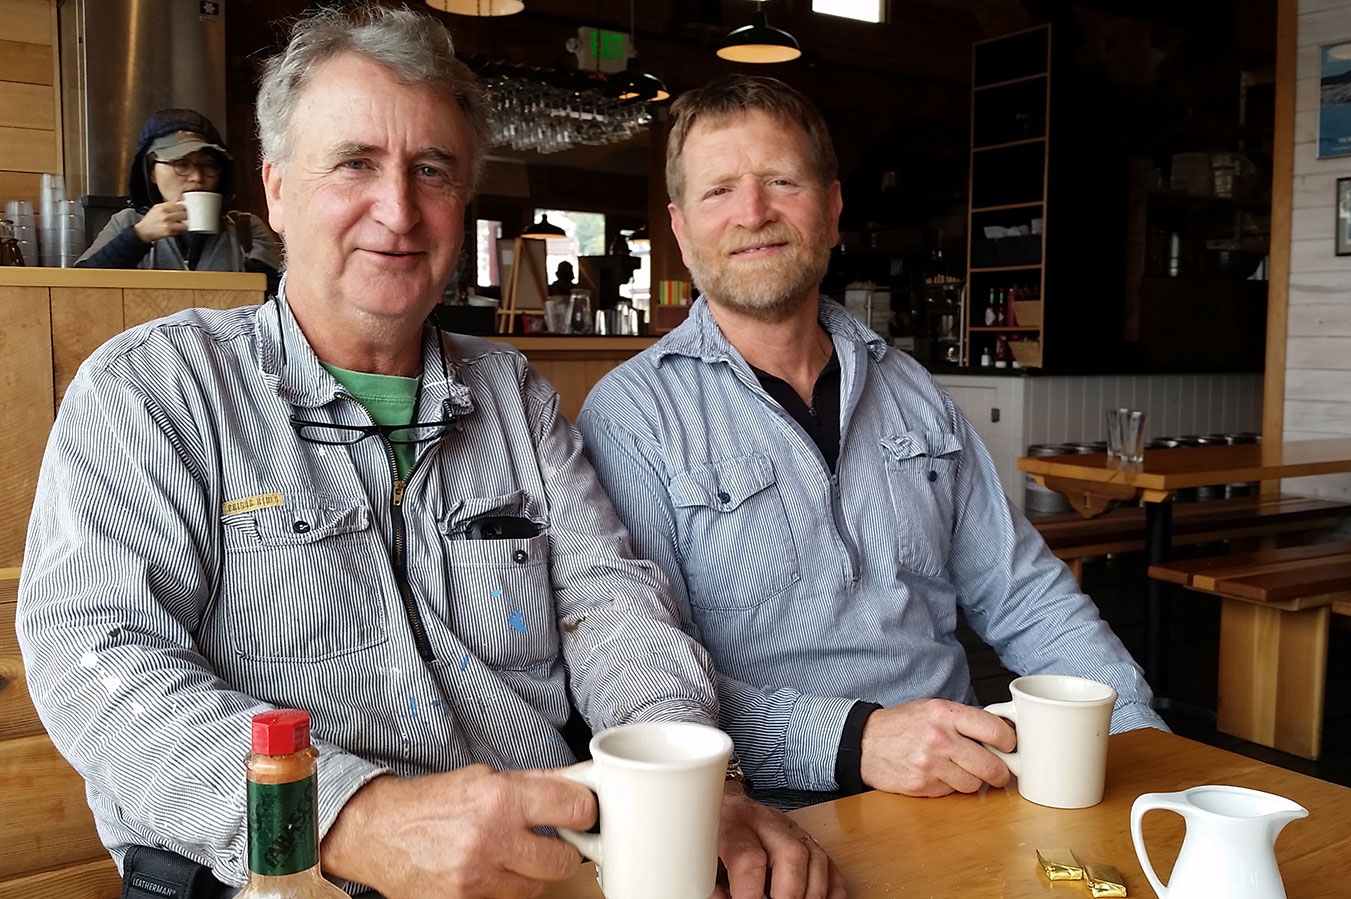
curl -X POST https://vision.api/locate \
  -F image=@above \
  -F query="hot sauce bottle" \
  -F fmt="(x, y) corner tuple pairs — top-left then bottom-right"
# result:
(237, 709), (349, 899)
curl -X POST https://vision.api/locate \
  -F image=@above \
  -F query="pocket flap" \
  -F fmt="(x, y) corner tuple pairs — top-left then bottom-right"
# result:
(440, 489), (543, 536)
(223, 494), (369, 545)
(670, 454), (776, 512)
(880, 430), (963, 462)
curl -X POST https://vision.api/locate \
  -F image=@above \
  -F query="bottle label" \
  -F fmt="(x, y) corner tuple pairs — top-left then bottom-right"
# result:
(248, 776), (319, 876)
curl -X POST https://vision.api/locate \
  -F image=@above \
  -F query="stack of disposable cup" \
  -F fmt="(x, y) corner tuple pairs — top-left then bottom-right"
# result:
(56, 200), (86, 267)
(4, 200), (38, 267)
(39, 173), (66, 266)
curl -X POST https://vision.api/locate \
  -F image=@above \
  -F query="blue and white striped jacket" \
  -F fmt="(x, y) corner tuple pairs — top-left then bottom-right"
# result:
(579, 297), (1163, 793)
(17, 290), (717, 886)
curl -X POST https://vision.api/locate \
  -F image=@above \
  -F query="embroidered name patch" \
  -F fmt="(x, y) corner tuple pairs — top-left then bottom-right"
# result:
(222, 493), (284, 516)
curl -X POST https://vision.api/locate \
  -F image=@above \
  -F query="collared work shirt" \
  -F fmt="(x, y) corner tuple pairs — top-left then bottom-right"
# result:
(17, 292), (717, 886)
(579, 297), (1163, 792)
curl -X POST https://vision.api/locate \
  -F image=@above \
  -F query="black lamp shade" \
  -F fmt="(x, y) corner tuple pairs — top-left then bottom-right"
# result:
(717, 10), (802, 64)
(425, 0), (523, 14)
(612, 58), (670, 102)
(522, 214), (566, 238)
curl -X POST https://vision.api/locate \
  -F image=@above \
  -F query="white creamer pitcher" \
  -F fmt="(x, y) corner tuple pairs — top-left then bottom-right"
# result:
(1131, 784), (1308, 899)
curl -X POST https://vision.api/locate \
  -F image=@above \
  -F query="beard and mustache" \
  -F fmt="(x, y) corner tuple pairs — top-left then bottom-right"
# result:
(684, 218), (835, 323)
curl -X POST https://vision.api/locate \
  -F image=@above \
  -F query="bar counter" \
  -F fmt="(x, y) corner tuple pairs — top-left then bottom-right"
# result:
(491, 335), (658, 421)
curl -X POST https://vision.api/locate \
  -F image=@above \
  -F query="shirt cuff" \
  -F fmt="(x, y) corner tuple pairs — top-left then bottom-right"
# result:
(834, 701), (882, 794)
(783, 693), (863, 790)
(1109, 700), (1170, 734)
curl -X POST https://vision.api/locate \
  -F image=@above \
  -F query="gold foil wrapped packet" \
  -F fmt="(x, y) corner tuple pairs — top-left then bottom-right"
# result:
(1035, 848), (1128, 895)
(1035, 847), (1084, 881)
(1081, 862), (1128, 898)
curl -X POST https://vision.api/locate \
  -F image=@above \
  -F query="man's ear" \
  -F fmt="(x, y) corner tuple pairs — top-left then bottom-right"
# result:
(668, 202), (693, 270)
(261, 162), (285, 236)
(827, 180), (843, 246)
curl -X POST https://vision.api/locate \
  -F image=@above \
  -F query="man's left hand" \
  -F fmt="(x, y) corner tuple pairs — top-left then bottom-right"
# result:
(716, 784), (847, 899)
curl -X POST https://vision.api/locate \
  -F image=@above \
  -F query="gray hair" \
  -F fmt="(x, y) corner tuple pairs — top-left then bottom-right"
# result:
(256, 3), (490, 192)
(666, 74), (838, 208)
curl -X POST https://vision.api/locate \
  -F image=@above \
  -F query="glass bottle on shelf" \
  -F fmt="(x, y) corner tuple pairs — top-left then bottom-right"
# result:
(238, 709), (349, 899)
(994, 334), (1012, 369)
(984, 288), (998, 325)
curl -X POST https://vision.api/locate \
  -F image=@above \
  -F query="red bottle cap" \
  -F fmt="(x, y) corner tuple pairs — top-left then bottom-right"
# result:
(251, 709), (312, 755)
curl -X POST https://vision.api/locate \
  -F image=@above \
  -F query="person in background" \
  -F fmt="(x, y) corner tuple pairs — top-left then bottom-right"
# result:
(77, 108), (281, 290)
(549, 259), (576, 296)
(18, 10), (839, 899)
(578, 74), (1166, 803)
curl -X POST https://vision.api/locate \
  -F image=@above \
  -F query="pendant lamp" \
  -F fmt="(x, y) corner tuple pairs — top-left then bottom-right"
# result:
(522, 214), (566, 238)
(611, 0), (670, 101)
(426, 0), (523, 15)
(717, 3), (801, 64)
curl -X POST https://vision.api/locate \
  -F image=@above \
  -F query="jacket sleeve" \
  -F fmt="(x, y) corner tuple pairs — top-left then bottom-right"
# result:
(577, 403), (854, 791)
(939, 394), (1166, 734)
(15, 358), (387, 886)
(75, 209), (152, 269)
(519, 367), (721, 734)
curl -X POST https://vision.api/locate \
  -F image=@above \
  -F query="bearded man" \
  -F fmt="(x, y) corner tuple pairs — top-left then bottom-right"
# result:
(578, 74), (1164, 805)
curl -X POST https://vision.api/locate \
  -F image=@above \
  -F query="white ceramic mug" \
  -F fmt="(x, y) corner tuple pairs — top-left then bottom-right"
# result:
(982, 674), (1116, 809)
(181, 191), (222, 233)
(557, 721), (732, 899)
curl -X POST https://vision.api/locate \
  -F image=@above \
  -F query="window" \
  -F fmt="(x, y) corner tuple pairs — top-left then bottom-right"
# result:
(620, 228), (651, 311)
(475, 219), (502, 289)
(534, 209), (605, 291)
(812, 0), (883, 24)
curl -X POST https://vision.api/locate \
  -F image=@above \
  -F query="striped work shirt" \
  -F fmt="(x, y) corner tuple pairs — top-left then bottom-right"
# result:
(16, 291), (717, 887)
(578, 297), (1164, 793)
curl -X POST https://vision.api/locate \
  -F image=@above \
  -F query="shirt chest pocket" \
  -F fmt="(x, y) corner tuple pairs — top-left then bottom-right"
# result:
(879, 430), (962, 579)
(217, 494), (386, 660)
(669, 453), (800, 610)
(436, 491), (558, 672)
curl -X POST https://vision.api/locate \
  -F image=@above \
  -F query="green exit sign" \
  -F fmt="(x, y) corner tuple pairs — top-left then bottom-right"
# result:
(575, 27), (629, 73)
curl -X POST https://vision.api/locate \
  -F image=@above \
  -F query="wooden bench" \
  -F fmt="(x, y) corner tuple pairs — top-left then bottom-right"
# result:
(1148, 541), (1351, 761)
(1032, 493), (1351, 584)
(0, 569), (121, 899)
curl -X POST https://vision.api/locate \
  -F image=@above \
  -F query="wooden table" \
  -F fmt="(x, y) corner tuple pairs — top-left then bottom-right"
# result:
(1017, 438), (1351, 692)
(541, 729), (1349, 899)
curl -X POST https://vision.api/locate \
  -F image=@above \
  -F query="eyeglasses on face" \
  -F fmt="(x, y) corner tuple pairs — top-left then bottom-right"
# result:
(289, 416), (456, 447)
(154, 158), (222, 178)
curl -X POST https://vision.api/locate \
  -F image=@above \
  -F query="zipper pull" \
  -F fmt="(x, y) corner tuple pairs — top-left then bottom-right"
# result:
(392, 478), (406, 505)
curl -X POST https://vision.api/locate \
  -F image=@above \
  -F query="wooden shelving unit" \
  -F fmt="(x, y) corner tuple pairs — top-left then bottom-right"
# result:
(964, 24), (1050, 369)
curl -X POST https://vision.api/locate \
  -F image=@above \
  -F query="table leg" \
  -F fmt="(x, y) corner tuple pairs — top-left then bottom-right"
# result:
(1144, 499), (1173, 698)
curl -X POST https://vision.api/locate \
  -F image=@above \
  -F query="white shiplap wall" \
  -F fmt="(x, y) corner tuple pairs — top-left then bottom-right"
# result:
(1284, 1), (1351, 499)
(934, 372), (1263, 509)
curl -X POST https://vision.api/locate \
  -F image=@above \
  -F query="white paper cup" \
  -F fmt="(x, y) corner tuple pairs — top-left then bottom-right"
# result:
(182, 191), (222, 234)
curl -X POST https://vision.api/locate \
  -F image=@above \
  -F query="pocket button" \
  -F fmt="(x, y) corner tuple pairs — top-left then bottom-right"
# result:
(292, 520), (311, 533)
(928, 470), (938, 482)
(512, 549), (529, 564)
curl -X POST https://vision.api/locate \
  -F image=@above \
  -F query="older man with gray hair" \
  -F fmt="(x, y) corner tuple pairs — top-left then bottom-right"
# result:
(17, 7), (842, 899)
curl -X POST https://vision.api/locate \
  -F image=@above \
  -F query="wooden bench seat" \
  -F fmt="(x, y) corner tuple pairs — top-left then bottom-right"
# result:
(1148, 542), (1351, 761)
(1031, 493), (1351, 583)
(1, 569), (121, 899)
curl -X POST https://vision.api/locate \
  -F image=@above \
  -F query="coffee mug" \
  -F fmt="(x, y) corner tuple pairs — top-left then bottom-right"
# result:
(181, 191), (222, 233)
(982, 674), (1116, 809)
(557, 721), (732, 899)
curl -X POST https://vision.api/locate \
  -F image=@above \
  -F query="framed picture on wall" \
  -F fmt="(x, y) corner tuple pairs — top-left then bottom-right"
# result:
(1319, 41), (1351, 158)
(1337, 178), (1351, 256)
